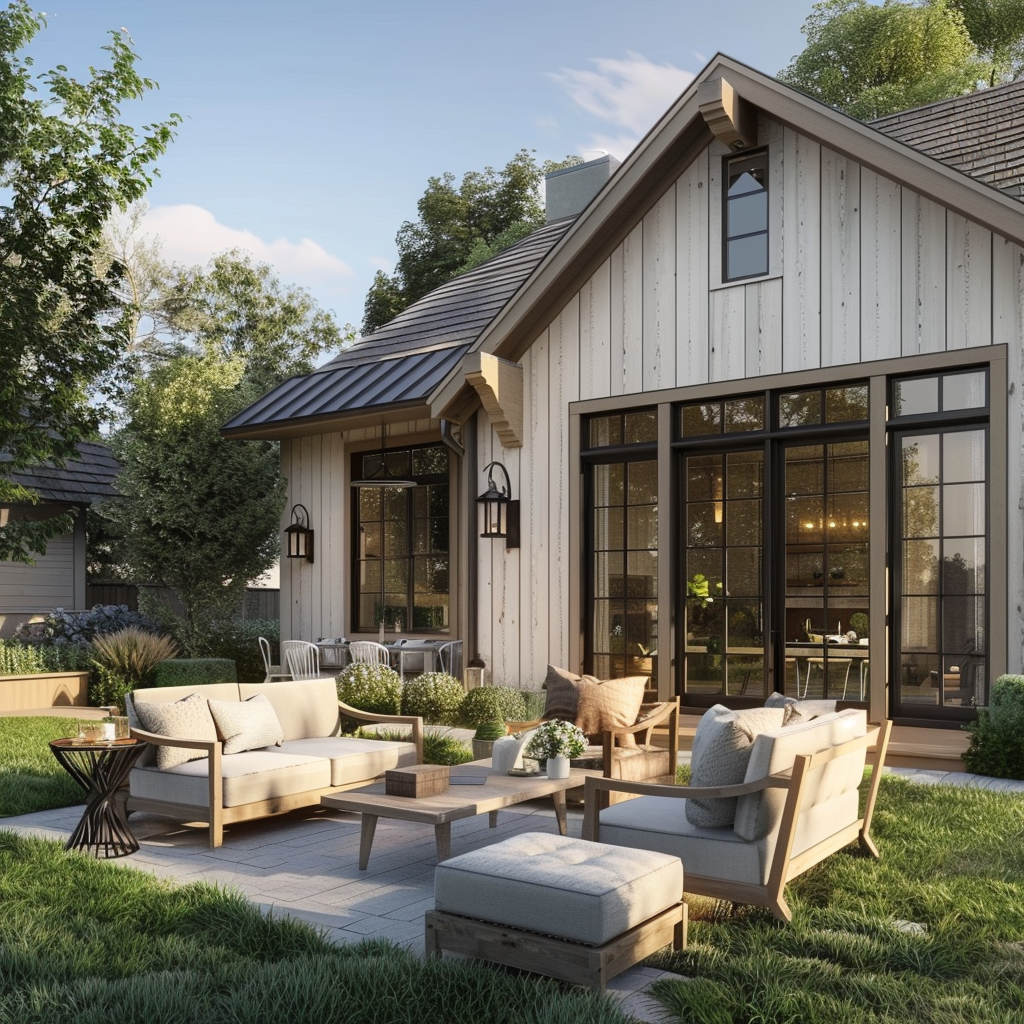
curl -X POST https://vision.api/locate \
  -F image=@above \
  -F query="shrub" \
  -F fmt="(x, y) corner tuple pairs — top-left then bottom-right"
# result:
(360, 727), (474, 766)
(89, 627), (179, 706)
(0, 639), (91, 675)
(402, 672), (465, 725)
(963, 674), (1024, 779)
(457, 685), (529, 727)
(14, 604), (159, 646)
(152, 658), (237, 688)
(181, 618), (279, 684)
(337, 662), (403, 716)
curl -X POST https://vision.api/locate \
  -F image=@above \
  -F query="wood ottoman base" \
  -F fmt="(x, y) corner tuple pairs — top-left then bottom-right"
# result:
(426, 832), (687, 991)
(424, 903), (686, 991)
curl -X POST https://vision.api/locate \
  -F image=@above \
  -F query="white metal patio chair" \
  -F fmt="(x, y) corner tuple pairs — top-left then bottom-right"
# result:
(258, 636), (290, 682)
(281, 640), (323, 680)
(437, 640), (463, 679)
(348, 641), (391, 667)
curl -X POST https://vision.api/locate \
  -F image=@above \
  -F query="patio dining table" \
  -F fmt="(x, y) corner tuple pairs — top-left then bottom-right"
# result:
(317, 639), (454, 676)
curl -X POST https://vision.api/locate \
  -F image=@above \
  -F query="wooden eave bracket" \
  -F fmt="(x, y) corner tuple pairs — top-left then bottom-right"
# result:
(698, 76), (758, 151)
(463, 352), (524, 448)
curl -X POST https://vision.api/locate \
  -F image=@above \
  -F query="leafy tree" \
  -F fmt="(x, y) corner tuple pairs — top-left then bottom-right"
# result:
(779, 0), (983, 119)
(362, 151), (580, 333)
(948, 0), (1024, 81)
(0, 3), (178, 562)
(108, 355), (286, 628)
(154, 250), (352, 396)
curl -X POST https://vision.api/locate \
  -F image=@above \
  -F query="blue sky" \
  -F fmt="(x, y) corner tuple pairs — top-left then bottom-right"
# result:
(26, 1), (815, 339)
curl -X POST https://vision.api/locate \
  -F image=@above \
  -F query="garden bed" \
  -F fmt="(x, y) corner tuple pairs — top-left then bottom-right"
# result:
(0, 672), (90, 713)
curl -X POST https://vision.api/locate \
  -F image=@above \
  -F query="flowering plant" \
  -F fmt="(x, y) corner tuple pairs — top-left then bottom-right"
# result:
(524, 719), (588, 760)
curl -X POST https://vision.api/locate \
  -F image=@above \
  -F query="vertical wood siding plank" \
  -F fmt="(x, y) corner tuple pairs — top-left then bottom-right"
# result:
(901, 191), (947, 355)
(475, 417), (494, 682)
(746, 278), (783, 376)
(643, 189), (676, 390)
(763, 115), (785, 279)
(820, 148), (861, 366)
(527, 328), (549, 687)
(782, 128), (821, 371)
(579, 261), (612, 400)
(622, 224), (644, 393)
(710, 287), (746, 381)
(676, 150), (710, 387)
(947, 214), (993, 350)
(860, 170), (902, 361)
(609, 243), (625, 397)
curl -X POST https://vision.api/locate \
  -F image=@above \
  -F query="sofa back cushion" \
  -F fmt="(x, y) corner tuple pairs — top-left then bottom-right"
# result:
(238, 679), (340, 740)
(734, 709), (867, 842)
(685, 704), (786, 828)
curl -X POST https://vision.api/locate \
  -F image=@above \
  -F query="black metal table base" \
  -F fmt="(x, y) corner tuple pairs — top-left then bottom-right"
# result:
(49, 741), (147, 858)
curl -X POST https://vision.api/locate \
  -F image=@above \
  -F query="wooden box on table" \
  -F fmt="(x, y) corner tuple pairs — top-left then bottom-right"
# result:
(385, 764), (450, 798)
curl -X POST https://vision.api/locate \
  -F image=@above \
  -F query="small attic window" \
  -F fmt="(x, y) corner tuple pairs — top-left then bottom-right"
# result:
(724, 151), (768, 281)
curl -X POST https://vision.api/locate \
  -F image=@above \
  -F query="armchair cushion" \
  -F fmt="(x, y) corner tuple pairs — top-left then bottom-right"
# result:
(686, 705), (785, 828)
(208, 693), (284, 754)
(134, 692), (219, 770)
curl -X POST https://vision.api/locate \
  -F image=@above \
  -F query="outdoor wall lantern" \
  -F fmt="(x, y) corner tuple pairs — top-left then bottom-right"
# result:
(476, 461), (519, 548)
(285, 503), (314, 562)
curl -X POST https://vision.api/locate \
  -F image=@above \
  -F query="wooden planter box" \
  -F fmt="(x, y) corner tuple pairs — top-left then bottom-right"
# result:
(0, 671), (90, 713)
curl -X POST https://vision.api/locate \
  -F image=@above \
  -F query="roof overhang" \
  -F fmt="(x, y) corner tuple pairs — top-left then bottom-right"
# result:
(220, 401), (436, 441)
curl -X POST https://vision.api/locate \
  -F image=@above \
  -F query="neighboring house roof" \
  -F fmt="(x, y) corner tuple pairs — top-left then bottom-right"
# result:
(871, 79), (1024, 202)
(221, 219), (574, 438)
(225, 55), (1024, 439)
(3, 441), (120, 505)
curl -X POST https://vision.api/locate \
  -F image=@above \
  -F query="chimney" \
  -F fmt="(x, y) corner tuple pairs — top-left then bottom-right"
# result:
(544, 153), (620, 223)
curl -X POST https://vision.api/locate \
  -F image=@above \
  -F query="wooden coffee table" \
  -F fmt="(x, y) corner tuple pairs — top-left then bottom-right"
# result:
(321, 762), (595, 869)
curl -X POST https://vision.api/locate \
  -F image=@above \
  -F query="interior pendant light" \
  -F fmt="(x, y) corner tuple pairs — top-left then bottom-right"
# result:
(351, 418), (416, 489)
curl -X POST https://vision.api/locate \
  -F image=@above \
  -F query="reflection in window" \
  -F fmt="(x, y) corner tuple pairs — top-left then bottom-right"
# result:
(725, 151), (768, 280)
(680, 395), (764, 437)
(780, 385), (868, 429)
(353, 444), (449, 632)
(590, 460), (658, 681)
(588, 409), (658, 448)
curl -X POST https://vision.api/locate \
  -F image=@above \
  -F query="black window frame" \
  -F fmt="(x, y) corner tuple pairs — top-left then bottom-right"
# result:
(723, 148), (769, 283)
(350, 442), (451, 635)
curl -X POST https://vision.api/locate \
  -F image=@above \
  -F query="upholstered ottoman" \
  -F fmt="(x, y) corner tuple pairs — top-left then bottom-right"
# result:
(424, 832), (686, 990)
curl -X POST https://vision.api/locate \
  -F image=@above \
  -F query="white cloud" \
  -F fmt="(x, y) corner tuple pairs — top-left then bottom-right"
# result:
(141, 204), (353, 281)
(549, 52), (695, 159)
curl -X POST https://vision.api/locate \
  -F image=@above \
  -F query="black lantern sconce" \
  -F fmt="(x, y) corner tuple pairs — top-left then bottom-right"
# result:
(476, 461), (519, 548)
(285, 503), (314, 562)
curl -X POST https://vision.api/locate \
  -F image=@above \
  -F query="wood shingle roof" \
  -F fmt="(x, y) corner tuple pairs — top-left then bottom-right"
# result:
(3, 441), (120, 505)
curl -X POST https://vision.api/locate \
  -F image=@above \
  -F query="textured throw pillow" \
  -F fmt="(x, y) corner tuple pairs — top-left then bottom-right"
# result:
(685, 705), (786, 828)
(575, 676), (648, 747)
(208, 694), (284, 754)
(134, 692), (218, 770)
(541, 665), (600, 721)
(765, 691), (797, 709)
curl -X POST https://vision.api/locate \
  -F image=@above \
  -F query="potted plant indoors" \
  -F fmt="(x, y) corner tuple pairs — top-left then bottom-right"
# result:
(523, 719), (588, 779)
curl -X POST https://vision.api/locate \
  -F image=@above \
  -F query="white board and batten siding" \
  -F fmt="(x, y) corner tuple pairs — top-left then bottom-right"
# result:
(476, 116), (1024, 684)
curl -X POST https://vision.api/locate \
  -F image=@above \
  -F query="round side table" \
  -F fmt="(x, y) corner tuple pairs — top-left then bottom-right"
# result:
(49, 738), (148, 858)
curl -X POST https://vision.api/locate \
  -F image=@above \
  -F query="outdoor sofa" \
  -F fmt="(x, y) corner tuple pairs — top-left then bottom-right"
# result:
(125, 678), (423, 848)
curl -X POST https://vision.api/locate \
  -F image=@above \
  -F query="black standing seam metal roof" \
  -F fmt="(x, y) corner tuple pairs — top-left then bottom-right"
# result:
(221, 219), (574, 435)
(3, 441), (120, 505)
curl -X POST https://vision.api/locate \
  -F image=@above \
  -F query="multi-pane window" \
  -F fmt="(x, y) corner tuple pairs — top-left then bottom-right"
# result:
(352, 444), (449, 633)
(892, 369), (988, 716)
(585, 411), (658, 681)
(725, 151), (769, 281)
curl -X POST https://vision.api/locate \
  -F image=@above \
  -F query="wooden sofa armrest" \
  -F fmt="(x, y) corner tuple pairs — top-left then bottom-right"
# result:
(338, 701), (424, 763)
(582, 770), (791, 840)
(129, 727), (221, 753)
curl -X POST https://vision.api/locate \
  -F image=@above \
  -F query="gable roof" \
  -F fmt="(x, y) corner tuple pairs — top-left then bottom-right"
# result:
(226, 55), (1024, 440)
(3, 441), (120, 505)
(870, 79), (1024, 201)
(221, 219), (573, 439)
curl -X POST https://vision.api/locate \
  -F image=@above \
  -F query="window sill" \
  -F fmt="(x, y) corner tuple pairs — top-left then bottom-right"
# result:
(709, 272), (782, 293)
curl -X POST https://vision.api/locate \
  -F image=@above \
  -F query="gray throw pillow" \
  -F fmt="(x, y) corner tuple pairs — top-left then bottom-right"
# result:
(208, 694), (284, 754)
(686, 705), (785, 828)
(134, 692), (218, 770)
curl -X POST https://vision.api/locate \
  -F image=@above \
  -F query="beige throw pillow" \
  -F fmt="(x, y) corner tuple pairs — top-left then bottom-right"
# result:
(208, 694), (284, 754)
(685, 705), (785, 828)
(575, 676), (648, 747)
(134, 692), (218, 770)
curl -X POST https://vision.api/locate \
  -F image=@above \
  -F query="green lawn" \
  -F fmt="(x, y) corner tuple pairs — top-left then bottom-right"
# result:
(0, 717), (85, 817)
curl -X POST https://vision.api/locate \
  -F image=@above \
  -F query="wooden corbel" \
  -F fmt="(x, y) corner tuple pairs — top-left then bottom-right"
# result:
(463, 352), (523, 448)
(698, 77), (758, 151)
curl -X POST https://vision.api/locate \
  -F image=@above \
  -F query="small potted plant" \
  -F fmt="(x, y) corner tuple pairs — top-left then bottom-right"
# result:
(523, 719), (588, 779)
(472, 719), (507, 761)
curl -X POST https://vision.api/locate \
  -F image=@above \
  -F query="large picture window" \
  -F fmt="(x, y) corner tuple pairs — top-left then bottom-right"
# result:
(352, 443), (449, 633)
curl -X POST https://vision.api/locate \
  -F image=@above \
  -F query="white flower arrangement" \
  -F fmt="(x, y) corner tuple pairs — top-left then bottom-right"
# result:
(524, 719), (588, 761)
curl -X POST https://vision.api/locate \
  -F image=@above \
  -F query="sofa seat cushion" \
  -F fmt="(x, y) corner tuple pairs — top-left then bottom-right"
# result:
(275, 737), (418, 786)
(130, 750), (331, 809)
(686, 705), (785, 828)
(434, 832), (683, 946)
(599, 794), (767, 886)
(238, 680), (340, 741)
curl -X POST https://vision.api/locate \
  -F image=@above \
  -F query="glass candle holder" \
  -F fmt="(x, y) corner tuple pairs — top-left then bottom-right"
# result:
(113, 716), (131, 740)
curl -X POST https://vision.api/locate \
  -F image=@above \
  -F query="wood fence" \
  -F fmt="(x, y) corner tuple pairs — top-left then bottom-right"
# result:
(85, 584), (280, 621)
